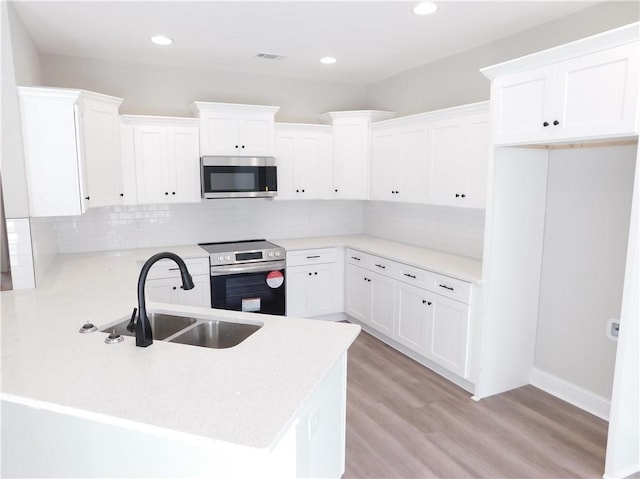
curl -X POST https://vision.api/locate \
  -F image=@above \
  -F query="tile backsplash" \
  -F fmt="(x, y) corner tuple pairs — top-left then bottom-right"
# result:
(54, 200), (365, 253)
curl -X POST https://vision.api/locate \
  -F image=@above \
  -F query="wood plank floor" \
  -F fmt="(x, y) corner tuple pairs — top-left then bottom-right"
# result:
(344, 330), (609, 479)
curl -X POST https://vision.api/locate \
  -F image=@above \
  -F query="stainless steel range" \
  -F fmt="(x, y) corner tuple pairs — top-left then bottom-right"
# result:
(198, 239), (286, 315)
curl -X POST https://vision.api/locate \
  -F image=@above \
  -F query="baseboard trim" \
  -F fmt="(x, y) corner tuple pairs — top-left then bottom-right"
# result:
(530, 368), (611, 421)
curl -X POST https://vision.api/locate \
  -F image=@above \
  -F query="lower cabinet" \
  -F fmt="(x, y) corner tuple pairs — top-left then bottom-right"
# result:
(286, 248), (344, 318)
(346, 248), (472, 380)
(142, 256), (211, 308)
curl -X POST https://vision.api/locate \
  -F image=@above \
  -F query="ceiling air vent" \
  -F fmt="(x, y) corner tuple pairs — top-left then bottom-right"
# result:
(256, 53), (286, 60)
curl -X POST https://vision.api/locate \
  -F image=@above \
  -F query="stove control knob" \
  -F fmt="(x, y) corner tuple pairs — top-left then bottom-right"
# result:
(225, 255), (231, 260)
(217, 256), (224, 261)
(275, 251), (281, 257)
(268, 252), (274, 257)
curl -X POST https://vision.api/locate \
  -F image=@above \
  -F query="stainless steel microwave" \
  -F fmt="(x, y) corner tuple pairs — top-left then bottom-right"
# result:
(200, 156), (277, 199)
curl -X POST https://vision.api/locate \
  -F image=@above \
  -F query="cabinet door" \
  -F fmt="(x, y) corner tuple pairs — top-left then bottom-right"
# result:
(297, 133), (328, 199)
(332, 120), (369, 199)
(394, 281), (432, 354)
(144, 277), (176, 303)
(275, 130), (298, 200)
(397, 123), (429, 204)
(491, 66), (555, 145)
(241, 114), (274, 156)
(308, 263), (339, 317)
(134, 125), (169, 204)
(428, 295), (470, 378)
(370, 127), (397, 201)
(554, 42), (639, 141)
(167, 126), (200, 203)
(80, 98), (122, 208)
(286, 266), (312, 317)
(369, 271), (396, 337)
(429, 119), (467, 204)
(345, 264), (370, 323)
(200, 114), (240, 155)
(119, 123), (139, 205)
(463, 115), (490, 208)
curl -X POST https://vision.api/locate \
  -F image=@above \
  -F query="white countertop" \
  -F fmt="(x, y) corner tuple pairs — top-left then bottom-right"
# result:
(274, 235), (483, 282)
(1, 244), (360, 451)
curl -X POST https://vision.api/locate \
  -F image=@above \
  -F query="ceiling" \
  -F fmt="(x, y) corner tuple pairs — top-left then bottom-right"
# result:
(13, 0), (605, 85)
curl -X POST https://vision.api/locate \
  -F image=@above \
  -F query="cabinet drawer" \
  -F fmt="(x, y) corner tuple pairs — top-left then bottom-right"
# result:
(143, 256), (210, 280)
(287, 248), (337, 267)
(430, 273), (471, 304)
(397, 264), (432, 289)
(346, 249), (370, 268)
(369, 256), (397, 278)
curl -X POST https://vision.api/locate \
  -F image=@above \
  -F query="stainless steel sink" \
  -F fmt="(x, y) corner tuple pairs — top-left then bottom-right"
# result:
(169, 320), (261, 349)
(101, 313), (197, 341)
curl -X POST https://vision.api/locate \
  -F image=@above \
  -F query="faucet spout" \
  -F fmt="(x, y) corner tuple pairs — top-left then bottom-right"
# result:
(135, 252), (194, 347)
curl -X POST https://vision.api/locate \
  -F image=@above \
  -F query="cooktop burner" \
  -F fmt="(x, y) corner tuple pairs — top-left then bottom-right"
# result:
(198, 239), (285, 266)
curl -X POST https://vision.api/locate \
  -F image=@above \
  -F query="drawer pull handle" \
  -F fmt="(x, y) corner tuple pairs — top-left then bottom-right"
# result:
(306, 255), (321, 259)
(168, 267), (179, 271)
(439, 284), (454, 291)
(404, 273), (416, 279)
(351, 256), (361, 261)
(422, 300), (432, 305)
(374, 263), (386, 269)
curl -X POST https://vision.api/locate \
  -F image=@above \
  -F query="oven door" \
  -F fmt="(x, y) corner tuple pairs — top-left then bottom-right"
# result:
(210, 261), (286, 315)
(201, 156), (277, 198)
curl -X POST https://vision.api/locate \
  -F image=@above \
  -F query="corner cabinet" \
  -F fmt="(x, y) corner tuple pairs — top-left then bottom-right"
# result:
(121, 115), (201, 205)
(18, 87), (124, 216)
(191, 102), (279, 157)
(275, 123), (332, 200)
(484, 29), (639, 145)
(319, 110), (394, 200)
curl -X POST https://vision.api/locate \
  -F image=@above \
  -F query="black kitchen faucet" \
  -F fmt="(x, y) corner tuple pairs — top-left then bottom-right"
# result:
(128, 252), (194, 347)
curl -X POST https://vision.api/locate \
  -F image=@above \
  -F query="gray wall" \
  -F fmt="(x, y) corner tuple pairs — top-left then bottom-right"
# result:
(365, 1), (640, 115)
(40, 55), (368, 122)
(535, 144), (637, 399)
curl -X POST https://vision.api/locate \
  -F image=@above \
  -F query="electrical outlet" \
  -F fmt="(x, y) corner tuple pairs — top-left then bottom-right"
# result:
(607, 318), (620, 340)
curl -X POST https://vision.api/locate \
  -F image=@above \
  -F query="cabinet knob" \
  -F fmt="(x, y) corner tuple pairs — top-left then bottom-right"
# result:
(461, 194), (466, 198)
(172, 286), (177, 290)
(301, 189), (305, 193)
(455, 193), (460, 198)
(84, 196), (90, 200)
(172, 192), (176, 195)
(235, 145), (239, 148)
(308, 272), (312, 276)
(165, 192), (169, 195)
(296, 189), (299, 193)
(553, 120), (560, 126)
(543, 121), (549, 127)
(334, 189), (338, 193)
(314, 272), (318, 275)
(242, 145), (245, 149)
(119, 193), (124, 197)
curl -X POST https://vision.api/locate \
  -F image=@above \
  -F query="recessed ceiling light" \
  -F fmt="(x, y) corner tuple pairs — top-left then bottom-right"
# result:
(320, 56), (337, 65)
(151, 35), (173, 46)
(413, 2), (438, 15)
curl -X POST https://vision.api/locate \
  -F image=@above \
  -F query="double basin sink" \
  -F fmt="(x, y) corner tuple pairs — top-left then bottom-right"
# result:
(101, 313), (261, 349)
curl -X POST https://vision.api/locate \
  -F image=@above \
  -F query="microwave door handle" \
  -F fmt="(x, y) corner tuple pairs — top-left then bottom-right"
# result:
(210, 260), (286, 276)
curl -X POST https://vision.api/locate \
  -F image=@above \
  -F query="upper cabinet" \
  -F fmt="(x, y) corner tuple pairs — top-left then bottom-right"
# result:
(191, 102), (280, 156)
(484, 24), (639, 145)
(275, 123), (332, 200)
(121, 115), (200, 205)
(18, 87), (123, 216)
(369, 102), (490, 208)
(320, 110), (394, 200)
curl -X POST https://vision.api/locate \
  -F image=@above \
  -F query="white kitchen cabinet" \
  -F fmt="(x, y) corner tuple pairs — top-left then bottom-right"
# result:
(18, 87), (124, 216)
(192, 102), (280, 157)
(319, 110), (394, 199)
(487, 41), (639, 145)
(121, 115), (200, 205)
(345, 248), (474, 380)
(429, 110), (490, 208)
(370, 121), (430, 204)
(275, 123), (332, 200)
(286, 248), (344, 318)
(143, 256), (211, 308)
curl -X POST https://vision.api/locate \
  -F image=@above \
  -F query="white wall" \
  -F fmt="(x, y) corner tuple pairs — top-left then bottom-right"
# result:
(534, 144), (637, 400)
(363, 202), (485, 259)
(40, 55), (368, 122)
(1, 1), (40, 218)
(53, 200), (364, 253)
(366, 2), (640, 116)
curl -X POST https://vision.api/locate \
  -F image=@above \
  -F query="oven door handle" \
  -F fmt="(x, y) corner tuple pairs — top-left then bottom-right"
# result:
(209, 260), (286, 276)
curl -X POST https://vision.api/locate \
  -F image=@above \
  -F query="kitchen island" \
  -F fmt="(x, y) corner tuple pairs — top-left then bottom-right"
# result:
(1, 246), (360, 478)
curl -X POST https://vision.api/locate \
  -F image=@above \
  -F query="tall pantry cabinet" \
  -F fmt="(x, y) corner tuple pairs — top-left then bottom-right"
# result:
(477, 23), (639, 479)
